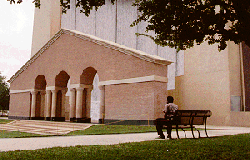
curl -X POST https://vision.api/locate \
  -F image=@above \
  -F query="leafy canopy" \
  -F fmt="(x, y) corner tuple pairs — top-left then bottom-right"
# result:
(0, 73), (9, 110)
(9, 0), (250, 51)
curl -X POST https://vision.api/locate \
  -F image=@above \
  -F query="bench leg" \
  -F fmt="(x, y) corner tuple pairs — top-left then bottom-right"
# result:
(205, 119), (209, 137)
(176, 125), (180, 139)
(191, 126), (195, 138)
(194, 127), (201, 138)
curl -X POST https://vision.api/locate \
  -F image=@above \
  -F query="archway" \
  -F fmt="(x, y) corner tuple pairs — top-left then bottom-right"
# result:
(53, 71), (70, 121)
(77, 67), (98, 123)
(31, 75), (47, 120)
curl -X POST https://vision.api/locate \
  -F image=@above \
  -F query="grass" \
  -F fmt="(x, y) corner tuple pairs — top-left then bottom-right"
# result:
(0, 133), (249, 159)
(0, 119), (13, 124)
(67, 125), (156, 136)
(0, 124), (156, 138)
(0, 130), (46, 138)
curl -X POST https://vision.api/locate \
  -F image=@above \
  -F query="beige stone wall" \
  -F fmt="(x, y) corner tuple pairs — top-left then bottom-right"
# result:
(228, 42), (242, 97)
(168, 43), (232, 126)
(230, 112), (250, 127)
(105, 82), (168, 121)
(9, 92), (30, 117)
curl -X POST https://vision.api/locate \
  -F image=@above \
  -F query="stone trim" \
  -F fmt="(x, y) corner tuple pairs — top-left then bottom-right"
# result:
(10, 89), (45, 94)
(69, 84), (93, 89)
(8, 30), (64, 84)
(98, 75), (168, 86)
(10, 89), (34, 94)
(10, 75), (167, 93)
(8, 29), (172, 84)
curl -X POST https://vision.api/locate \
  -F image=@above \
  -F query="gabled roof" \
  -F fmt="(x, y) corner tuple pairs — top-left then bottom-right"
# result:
(8, 29), (172, 83)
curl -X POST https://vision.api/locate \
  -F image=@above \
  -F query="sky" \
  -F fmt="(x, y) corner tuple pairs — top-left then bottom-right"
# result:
(0, 0), (34, 82)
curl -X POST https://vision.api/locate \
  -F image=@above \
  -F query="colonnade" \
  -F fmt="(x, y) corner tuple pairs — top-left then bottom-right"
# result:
(69, 84), (93, 122)
(30, 87), (67, 121)
(30, 84), (105, 123)
(30, 90), (46, 119)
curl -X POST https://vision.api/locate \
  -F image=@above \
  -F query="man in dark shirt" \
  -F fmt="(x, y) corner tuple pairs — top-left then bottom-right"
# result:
(155, 96), (178, 139)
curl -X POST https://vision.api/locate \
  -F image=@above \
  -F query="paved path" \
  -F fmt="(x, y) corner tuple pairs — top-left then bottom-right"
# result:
(0, 120), (92, 135)
(1, 125), (250, 152)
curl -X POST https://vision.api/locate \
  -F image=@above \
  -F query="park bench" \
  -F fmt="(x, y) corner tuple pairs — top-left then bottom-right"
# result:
(163, 110), (212, 139)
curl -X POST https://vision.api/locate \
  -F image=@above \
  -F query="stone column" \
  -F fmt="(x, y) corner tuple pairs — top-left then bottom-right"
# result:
(51, 90), (57, 119)
(69, 88), (76, 121)
(61, 89), (67, 118)
(30, 90), (37, 119)
(99, 85), (105, 124)
(45, 90), (52, 120)
(85, 86), (93, 122)
(76, 87), (84, 121)
(40, 91), (46, 118)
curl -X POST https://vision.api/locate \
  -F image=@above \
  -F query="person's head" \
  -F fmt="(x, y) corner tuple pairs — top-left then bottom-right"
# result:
(167, 96), (174, 103)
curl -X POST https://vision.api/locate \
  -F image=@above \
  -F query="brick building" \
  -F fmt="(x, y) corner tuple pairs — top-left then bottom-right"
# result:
(9, 0), (250, 126)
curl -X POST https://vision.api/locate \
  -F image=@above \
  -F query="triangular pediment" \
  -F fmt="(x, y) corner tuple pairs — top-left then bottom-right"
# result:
(9, 29), (172, 83)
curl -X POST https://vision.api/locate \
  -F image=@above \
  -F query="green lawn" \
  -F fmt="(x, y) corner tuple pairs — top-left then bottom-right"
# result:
(0, 119), (13, 124)
(67, 125), (156, 136)
(0, 134), (249, 159)
(0, 130), (47, 138)
(0, 124), (156, 138)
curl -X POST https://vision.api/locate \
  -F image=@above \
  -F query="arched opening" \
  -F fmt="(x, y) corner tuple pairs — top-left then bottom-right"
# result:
(53, 71), (70, 121)
(75, 67), (100, 123)
(32, 75), (46, 120)
(80, 67), (97, 85)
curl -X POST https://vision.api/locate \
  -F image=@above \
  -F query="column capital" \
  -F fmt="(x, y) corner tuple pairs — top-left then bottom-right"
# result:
(46, 90), (52, 94)
(31, 90), (37, 95)
(76, 87), (84, 91)
(51, 90), (58, 94)
(70, 84), (93, 89)
(70, 88), (76, 92)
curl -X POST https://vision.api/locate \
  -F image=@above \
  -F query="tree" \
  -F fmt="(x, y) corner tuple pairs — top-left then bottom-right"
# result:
(0, 73), (9, 110)
(9, 0), (250, 51)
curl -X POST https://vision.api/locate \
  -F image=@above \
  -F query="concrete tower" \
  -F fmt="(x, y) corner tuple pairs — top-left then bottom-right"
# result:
(31, 0), (61, 57)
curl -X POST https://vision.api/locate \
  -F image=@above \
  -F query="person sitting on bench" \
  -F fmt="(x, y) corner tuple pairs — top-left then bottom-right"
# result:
(155, 96), (178, 139)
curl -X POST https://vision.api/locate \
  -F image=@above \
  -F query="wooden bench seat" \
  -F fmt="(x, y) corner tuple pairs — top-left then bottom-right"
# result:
(163, 110), (212, 139)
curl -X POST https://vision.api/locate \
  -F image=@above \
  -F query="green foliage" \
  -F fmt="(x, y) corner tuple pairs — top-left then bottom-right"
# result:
(9, 0), (250, 51)
(0, 73), (9, 110)
(0, 134), (249, 159)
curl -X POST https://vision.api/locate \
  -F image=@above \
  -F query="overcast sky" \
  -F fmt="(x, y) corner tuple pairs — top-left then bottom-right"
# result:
(0, 0), (34, 82)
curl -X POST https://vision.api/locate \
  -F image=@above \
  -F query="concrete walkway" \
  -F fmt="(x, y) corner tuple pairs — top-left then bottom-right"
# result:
(1, 124), (250, 152)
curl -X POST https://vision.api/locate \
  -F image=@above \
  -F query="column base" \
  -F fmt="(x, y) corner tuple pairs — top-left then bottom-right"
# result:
(30, 117), (45, 120)
(51, 117), (65, 121)
(45, 117), (52, 121)
(99, 119), (105, 124)
(75, 118), (91, 123)
(70, 117), (76, 122)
